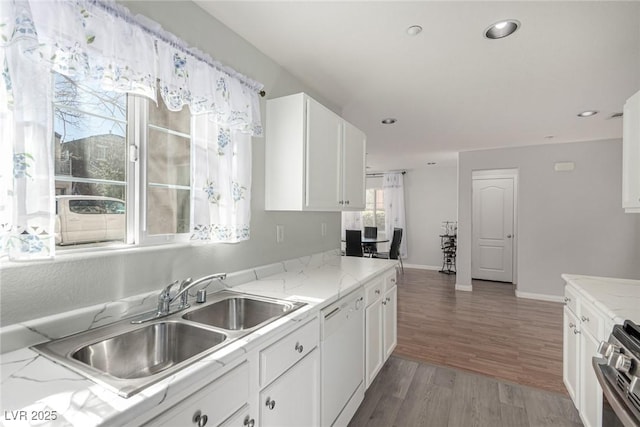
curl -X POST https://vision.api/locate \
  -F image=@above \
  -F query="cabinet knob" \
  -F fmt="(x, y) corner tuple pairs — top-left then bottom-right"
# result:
(564, 297), (571, 303)
(569, 322), (575, 329)
(375, 289), (381, 295)
(339, 200), (344, 205)
(581, 316), (589, 322)
(266, 397), (276, 410)
(345, 200), (350, 205)
(295, 342), (304, 353)
(193, 411), (208, 427)
(573, 328), (581, 335)
(244, 416), (255, 427)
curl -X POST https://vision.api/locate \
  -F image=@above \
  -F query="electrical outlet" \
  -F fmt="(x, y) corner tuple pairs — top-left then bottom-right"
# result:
(321, 222), (327, 237)
(276, 225), (284, 243)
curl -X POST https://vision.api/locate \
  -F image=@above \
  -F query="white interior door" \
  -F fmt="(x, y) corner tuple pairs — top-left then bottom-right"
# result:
(472, 177), (514, 282)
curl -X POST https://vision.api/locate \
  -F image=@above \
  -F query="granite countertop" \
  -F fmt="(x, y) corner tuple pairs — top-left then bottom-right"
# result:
(0, 251), (397, 427)
(561, 274), (640, 324)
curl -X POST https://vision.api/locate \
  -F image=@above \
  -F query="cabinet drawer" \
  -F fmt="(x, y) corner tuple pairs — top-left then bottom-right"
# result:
(365, 277), (384, 307)
(260, 317), (319, 387)
(564, 285), (579, 314)
(579, 298), (604, 339)
(384, 270), (397, 292)
(148, 361), (249, 427)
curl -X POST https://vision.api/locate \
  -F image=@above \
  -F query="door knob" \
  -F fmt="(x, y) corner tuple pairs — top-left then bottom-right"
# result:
(507, 234), (513, 238)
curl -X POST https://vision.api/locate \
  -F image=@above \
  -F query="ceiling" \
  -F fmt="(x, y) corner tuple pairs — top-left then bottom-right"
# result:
(195, 1), (640, 171)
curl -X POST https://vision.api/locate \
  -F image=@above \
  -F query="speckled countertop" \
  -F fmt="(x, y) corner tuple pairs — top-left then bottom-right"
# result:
(0, 251), (397, 426)
(561, 274), (640, 324)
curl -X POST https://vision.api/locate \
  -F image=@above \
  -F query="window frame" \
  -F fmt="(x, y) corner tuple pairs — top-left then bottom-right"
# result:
(53, 74), (193, 251)
(363, 187), (386, 239)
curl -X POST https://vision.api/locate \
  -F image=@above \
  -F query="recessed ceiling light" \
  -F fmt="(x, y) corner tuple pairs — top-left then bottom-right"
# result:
(406, 25), (423, 36)
(381, 118), (397, 125)
(577, 110), (598, 118)
(484, 19), (520, 39)
(427, 162), (437, 165)
(544, 135), (555, 139)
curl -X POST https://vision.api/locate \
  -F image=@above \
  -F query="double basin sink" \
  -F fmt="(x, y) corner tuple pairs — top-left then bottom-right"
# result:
(33, 291), (306, 397)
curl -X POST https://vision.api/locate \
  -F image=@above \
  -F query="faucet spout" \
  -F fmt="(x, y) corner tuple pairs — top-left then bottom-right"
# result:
(131, 273), (227, 324)
(169, 273), (227, 308)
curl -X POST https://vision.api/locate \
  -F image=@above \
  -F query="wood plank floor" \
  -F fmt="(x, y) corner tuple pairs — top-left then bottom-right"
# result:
(348, 356), (582, 427)
(393, 268), (566, 395)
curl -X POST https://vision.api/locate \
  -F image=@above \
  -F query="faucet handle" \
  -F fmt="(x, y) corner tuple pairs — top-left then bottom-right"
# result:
(180, 277), (193, 290)
(158, 280), (179, 314)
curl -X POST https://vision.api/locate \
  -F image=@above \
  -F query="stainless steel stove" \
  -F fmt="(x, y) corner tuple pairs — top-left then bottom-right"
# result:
(594, 320), (640, 427)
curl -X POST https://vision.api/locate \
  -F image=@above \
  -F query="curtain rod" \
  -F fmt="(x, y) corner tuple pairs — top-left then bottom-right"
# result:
(90, 0), (265, 96)
(366, 171), (406, 178)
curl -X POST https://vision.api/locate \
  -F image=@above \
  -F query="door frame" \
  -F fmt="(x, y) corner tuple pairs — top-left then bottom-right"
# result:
(471, 169), (519, 285)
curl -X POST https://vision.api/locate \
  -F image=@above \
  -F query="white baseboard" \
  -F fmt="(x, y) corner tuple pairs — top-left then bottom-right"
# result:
(403, 263), (441, 271)
(515, 290), (564, 303)
(455, 283), (472, 292)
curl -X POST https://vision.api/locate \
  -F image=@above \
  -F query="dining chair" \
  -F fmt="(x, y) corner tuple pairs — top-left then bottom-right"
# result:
(363, 226), (378, 257)
(345, 229), (364, 257)
(373, 228), (404, 273)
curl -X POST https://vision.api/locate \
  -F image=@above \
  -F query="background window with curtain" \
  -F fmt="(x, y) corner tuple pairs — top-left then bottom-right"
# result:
(363, 188), (385, 238)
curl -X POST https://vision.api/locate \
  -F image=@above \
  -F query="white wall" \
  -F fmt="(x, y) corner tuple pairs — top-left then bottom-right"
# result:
(403, 165), (458, 269)
(457, 139), (640, 298)
(0, 1), (342, 326)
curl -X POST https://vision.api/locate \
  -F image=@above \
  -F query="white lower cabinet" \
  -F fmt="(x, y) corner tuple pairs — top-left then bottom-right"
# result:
(147, 361), (250, 427)
(365, 269), (398, 388)
(259, 348), (320, 427)
(562, 283), (607, 427)
(141, 267), (398, 427)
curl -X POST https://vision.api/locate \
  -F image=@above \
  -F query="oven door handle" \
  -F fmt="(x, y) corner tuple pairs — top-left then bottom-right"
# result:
(592, 356), (640, 427)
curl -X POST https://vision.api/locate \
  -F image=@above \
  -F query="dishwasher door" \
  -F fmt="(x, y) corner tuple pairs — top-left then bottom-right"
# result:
(321, 289), (365, 427)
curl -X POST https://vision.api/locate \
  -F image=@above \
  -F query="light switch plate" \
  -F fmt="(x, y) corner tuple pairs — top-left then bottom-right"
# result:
(276, 225), (284, 243)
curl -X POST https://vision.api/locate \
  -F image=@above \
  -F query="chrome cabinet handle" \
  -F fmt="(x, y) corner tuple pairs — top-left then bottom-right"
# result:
(569, 322), (575, 328)
(345, 200), (350, 205)
(375, 289), (381, 295)
(266, 397), (276, 410)
(193, 410), (208, 427)
(574, 329), (581, 335)
(564, 297), (571, 303)
(244, 416), (255, 427)
(295, 342), (304, 353)
(383, 297), (390, 305)
(581, 316), (589, 322)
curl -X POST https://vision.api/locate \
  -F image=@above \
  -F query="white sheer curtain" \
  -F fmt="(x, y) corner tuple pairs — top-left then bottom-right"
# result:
(0, 0), (263, 260)
(191, 116), (252, 242)
(383, 172), (407, 258)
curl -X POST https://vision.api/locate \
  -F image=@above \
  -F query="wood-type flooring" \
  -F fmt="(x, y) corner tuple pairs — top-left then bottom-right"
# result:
(348, 356), (582, 427)
(393, 268), (566, 395)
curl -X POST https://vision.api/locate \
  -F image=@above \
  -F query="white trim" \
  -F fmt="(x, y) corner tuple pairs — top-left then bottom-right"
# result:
(455, 283), (473, 291)
(403, 263), (441, 271)
(515, 290), (564, 303)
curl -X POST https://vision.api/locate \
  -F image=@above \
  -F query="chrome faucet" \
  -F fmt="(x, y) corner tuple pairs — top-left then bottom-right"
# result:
(132, 273), (227, 324)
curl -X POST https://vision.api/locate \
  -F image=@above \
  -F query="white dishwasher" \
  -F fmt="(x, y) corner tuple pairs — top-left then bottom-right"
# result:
(321, 288), (365, 427)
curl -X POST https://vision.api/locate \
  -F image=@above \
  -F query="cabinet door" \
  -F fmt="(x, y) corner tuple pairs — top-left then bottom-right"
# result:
(365, 299), (383, 388)
(342, 122), (366, 210)
(305, 98), (342, 210)
(580, 327), (603, 427)
(219, 406), (254, 427)
(563, 307), (580, 405)
(148, 362), (249, 427)
(260, 348), (320, 427)
(383, 285), (397, 360)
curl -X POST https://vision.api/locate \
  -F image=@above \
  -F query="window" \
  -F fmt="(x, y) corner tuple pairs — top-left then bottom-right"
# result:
(363, 188), (385, 236)
(53, 73), (191, 248)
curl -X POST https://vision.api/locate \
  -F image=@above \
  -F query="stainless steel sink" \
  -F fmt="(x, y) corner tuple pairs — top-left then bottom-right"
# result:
(72, 321), (226, 379)
(183, 295), (304, 331)
(32, 290), (306, 398)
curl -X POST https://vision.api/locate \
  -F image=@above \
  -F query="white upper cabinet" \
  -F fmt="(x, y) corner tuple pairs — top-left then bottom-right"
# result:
(623, 89), (640, 213)
(265, 93), (366, 211)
